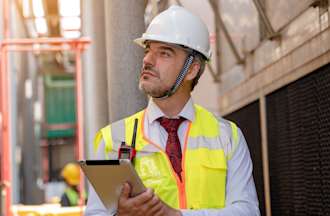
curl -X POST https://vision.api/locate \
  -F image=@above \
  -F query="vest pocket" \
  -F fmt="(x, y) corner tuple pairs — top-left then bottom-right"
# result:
(198, 156), (227, 208)
(135, 153), (179, 208)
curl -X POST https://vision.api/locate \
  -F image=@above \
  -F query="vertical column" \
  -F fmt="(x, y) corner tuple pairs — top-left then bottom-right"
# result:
(19, 52), (43, 204)
(105, 0), (147, 122)
(0, 1), (3, 213)
(1, 0), (12, 214)
(82, 0), (109, 158)
(1, 46), (11, 216)
(259, 95), (272, 216)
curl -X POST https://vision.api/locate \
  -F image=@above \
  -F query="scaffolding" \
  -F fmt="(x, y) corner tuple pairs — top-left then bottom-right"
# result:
(0, 0), (90, 215)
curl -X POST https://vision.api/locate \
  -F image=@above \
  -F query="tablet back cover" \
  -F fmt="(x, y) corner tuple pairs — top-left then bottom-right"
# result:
(79, 159), (145, 213)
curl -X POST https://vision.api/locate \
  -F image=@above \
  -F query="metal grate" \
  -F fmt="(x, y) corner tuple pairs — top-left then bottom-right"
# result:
(225, 101), (265, 216)
(267, 63), (330, 216)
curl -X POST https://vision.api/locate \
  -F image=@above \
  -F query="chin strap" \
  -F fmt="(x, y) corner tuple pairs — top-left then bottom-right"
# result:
(154, 52), (195, 99)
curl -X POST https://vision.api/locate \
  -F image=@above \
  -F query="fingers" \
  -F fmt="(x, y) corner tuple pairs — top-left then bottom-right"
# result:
(117, 183), (132, 215)
(144, 196), (164, 216)
(141, 194), (160, 214)
(118, 186), (156, 216)
(117, 185), (179, 216)
(120, 182), (131, 199)
(131, 188), (154, 206)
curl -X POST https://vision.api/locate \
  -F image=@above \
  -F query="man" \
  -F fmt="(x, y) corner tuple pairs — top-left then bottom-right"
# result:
(85, 5), (260, 216)
(60, 163), (82, 206)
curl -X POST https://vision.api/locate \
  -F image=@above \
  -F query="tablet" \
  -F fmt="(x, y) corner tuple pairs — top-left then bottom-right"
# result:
(79, 159), (146, 213)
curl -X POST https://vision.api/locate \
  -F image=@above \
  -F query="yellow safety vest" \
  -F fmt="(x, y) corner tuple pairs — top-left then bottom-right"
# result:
(94, 104), (239, 209)
(64, 187), (87, 206)
(65, 187), (79, 206)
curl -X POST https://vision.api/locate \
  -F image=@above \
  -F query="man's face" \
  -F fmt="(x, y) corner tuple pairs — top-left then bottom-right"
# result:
(139, 42), (188, 98)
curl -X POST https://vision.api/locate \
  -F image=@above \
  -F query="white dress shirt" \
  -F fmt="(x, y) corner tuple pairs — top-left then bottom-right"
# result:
(85, 98), (260, 216)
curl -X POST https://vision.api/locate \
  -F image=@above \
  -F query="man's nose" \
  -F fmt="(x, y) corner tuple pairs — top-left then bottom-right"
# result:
(143, 51), (156, 66)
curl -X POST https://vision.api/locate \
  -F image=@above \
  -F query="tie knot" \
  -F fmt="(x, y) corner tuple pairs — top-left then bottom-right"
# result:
(157, 117), (185, 134)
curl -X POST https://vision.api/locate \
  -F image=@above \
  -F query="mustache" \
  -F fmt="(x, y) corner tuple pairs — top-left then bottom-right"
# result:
(141, 65), (159, 75)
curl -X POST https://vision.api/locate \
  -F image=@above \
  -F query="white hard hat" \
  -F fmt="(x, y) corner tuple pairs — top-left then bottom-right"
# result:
(134, 5), (211, 60)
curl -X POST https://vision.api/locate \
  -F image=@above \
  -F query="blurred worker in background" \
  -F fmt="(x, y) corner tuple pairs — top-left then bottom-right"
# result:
(86, 5), (260, 216)
(60, 162), (83, 207)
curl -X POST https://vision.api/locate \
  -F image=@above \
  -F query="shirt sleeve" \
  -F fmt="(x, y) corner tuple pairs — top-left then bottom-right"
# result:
(85, 139), (117, 216)
(181, 127), (260, 216)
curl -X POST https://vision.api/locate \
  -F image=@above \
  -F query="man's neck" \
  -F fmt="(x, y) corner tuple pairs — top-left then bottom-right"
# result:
(153, 91), (191, 118)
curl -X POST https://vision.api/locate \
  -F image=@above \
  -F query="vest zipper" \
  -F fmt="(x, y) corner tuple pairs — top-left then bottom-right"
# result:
(162, 151), (187, 208)
(140, 111), (190, 208)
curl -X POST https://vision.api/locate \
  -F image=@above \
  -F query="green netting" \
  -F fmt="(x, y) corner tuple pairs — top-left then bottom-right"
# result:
(44, 75), (76, 138)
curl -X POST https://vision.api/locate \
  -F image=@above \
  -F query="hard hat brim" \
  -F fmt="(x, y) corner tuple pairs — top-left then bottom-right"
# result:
(134, 35), (211, 60)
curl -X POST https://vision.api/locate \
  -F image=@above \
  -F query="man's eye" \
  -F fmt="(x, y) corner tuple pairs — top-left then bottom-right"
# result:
(160, 51), (171, 57)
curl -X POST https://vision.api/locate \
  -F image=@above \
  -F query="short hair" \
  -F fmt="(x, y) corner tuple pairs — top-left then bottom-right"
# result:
(171, 44), (207, 91)
(191, 52), (206, 91)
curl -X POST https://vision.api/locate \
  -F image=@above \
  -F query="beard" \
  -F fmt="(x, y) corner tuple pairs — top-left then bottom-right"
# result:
(139, 64), (169, 98)
(139, 79), (168, 98)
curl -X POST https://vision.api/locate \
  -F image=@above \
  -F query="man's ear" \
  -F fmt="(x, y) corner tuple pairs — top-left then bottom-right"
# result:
(185, 62), (200, 81)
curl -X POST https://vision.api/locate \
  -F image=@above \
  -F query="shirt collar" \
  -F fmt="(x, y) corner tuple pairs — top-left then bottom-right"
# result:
(146, 98), (195, 124)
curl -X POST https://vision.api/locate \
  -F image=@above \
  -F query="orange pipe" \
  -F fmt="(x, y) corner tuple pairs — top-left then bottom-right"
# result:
(3, 0), (9, 39)
(1, 2), (90, 214)
(2, 0), (12, 214)
(0, 46), (12, 216)
(74, 44), (85, 212)
(2, 37), (91, 45)
(2, 37), (91, 53)
(5, 46), (80, 52)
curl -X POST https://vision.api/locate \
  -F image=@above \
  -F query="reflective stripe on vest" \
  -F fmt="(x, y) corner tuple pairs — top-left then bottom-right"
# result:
(93, 105), (239, 209)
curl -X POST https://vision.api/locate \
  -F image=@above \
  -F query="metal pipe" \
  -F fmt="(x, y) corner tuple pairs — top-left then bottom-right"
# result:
(259, 95), (272, 216)
(2, 37), (91, 45)
(208, 0), (244, 64)
(74, 44), (86, 211)
(3, 0), (9, 38)
(5, 46), (81, 52)
(0, 0), (90, 208)
(1, 38), (90, 214)
(0, 45), (12, 216)
(213, 8), (222, 82)
(2, 0), (11, 213)
(252, 0), (276, 38)
(206, 62), (220, 82)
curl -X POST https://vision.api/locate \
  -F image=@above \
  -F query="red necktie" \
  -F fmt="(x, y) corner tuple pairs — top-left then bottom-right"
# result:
(157, 117), (185, 180)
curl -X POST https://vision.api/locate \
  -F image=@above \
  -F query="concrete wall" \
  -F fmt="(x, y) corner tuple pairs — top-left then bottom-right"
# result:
(217, 1), (330, 115)
(165, 1), (329, 117)
(82, 0), (147, 158)
(82, 0), (109, 158)
(104, 0), (147, 122)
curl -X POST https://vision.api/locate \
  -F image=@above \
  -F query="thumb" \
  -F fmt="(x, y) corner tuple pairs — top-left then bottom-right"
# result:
(120, 182), (131, 199)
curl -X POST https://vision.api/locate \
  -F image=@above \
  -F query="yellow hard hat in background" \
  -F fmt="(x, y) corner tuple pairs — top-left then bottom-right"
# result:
(61, 162), (80, 186)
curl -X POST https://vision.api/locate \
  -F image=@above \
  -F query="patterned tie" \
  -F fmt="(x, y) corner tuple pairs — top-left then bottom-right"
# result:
(157, 117), (186, 180)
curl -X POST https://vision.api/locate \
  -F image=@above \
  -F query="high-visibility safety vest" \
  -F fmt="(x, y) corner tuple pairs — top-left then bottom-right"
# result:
(63, 187), (87, 206)
(94, 104), (239, 209)
(65, 187), (79, 206)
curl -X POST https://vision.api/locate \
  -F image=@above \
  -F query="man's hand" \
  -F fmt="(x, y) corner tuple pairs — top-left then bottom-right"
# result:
(117, 183), (182, 216)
